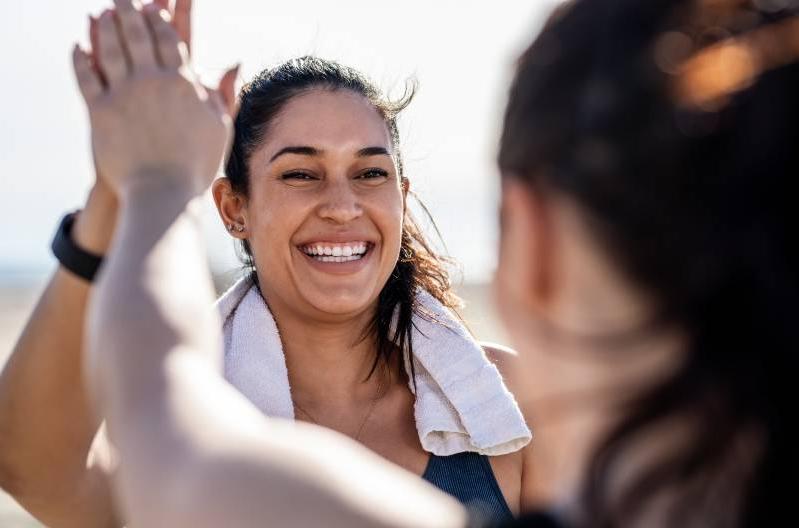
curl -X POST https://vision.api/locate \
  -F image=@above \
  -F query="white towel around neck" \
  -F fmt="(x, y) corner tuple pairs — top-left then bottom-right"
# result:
(216, 277), (531, 456)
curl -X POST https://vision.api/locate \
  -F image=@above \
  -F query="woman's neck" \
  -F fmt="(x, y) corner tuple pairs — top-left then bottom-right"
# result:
(518, 328), (689, 519)
(520, 387), (620, 512)
(262, 291), (385, 407)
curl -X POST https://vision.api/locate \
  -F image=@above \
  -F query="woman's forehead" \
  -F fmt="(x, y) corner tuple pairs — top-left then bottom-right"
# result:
(265, 89), (393, 152)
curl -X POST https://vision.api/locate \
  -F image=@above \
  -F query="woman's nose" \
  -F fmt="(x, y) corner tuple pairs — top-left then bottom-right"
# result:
(317, 180), (363, 224)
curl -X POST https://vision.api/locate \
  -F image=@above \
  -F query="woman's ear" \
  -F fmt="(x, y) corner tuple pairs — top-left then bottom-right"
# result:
(212, 178), (248, 239)
(495, 178), (556, 320)
(401, 176), (410, 212)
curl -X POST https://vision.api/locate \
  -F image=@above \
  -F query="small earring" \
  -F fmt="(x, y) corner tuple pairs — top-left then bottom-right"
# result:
(226, 223), (234, 232)
(235, 225), (246, 233)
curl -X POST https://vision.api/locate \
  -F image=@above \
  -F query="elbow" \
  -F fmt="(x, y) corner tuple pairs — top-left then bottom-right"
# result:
(0, 452), (98, 520)
(0, 401), (22, 496)
(0, 451), (43, 502)
(0, 458), (23, 497)
(0, 446), (62, 499)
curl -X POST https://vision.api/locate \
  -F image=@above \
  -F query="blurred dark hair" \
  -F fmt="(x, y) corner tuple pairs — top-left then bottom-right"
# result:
(499, 0), (797, 526)
(225, 56), (459, 378)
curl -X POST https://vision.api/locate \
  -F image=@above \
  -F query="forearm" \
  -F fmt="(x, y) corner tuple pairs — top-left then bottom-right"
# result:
(87, 180), (222, 459)
(172, 413), (470, 528)
(85, 180), (224, 524)
(88, 180), (221, 385)
(0, 185), (117, 513)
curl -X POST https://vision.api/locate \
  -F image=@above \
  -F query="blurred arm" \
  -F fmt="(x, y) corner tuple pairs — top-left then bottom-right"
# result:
(87, 182), (468, 528)
(0, 184), (120, 528)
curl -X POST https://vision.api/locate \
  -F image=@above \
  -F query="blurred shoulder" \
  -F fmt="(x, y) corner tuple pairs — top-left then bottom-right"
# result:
(481, 342), (528, 418)
(481, 342), (522, 382)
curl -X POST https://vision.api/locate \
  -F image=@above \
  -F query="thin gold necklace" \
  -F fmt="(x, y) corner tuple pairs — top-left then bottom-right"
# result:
(293, 373), (388, 442)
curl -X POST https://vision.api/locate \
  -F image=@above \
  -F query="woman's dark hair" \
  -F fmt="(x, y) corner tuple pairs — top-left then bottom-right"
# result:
(225, 56), (459, 378)
(499, 0), (797, 526)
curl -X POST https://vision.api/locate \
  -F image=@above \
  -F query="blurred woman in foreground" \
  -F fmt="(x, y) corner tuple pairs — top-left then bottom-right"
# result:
(81, 0), (796, 527)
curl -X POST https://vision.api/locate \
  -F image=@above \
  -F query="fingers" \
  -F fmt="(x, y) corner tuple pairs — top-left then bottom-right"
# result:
(151, 0), (193, 57)
(84, 1), (188, 90)
(208, 64), (241, 121)
(113, 0), (158, 71)
(217, 64), (241, 118)
(88, 15), (108, 85)
(143, 4), (185, 69)
(96, 10), (128, 86)
(173, 0), (192, 54)
(73, 45), (104, 103)
(89, 15), (100, 65)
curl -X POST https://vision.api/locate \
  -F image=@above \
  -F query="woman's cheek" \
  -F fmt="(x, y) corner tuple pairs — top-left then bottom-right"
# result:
(379, 187), (405, 232)
(246, 206), (285, 270)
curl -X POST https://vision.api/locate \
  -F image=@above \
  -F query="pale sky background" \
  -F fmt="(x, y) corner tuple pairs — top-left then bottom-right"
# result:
(0, 0), (555, 284)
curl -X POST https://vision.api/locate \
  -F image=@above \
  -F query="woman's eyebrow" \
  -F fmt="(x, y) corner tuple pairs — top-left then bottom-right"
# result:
(269, 146), (389, 163)
(357, 146), (391, 157)
(269, 146), (320, 162)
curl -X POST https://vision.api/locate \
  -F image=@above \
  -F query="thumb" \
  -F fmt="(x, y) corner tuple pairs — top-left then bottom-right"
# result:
(214, 63), (240, 120)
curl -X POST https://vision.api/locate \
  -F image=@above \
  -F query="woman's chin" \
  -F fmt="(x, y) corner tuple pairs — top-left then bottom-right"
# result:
(300, 287), (378, 318)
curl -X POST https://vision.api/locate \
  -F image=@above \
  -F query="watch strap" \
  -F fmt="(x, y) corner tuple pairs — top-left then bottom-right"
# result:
(51, 211), (104, 282)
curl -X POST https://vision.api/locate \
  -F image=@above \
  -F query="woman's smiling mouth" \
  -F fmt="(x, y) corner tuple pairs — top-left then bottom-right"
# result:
(298, 242), (374, 263)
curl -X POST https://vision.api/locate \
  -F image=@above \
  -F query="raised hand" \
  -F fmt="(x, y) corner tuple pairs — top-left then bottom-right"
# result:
(73, 0), (237, 198)
(75, 1), (198, 252)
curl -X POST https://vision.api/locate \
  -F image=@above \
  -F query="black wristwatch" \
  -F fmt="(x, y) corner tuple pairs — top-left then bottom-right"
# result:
(51, 211), (105, 282)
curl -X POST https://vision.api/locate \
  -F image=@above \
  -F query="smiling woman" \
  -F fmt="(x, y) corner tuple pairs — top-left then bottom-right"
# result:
(215, 58), (451, 365)
(203, 56), (531, 523)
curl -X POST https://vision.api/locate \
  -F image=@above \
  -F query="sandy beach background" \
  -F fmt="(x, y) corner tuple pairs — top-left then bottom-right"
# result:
(0, 272), (508, 526)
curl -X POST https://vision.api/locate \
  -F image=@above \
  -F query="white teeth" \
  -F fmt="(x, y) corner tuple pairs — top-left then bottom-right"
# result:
(300, 242), (371, 261)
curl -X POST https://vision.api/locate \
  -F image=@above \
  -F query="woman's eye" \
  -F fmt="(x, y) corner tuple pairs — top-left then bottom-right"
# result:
(281, 172), (317, 181)
(358, 169), (389, 180)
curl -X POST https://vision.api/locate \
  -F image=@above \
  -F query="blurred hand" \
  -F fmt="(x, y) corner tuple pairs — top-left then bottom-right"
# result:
(74, 1), (197, 250)
(89, 0), (194, 73)
(73, 0), (237, 198)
